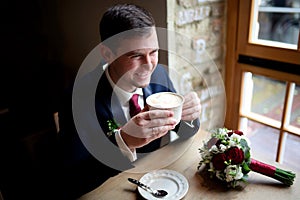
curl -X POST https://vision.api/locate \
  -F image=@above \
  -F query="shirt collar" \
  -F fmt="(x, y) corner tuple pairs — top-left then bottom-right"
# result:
(105, 67), (143, 106)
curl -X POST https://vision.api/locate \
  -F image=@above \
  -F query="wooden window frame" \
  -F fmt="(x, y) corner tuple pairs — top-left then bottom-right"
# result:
(239, 65), (300, 162)
(225, 0), (300, 163)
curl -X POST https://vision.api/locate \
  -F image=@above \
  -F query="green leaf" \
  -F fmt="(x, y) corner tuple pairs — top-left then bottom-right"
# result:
(242, 162), (251, 174)
(240, 138), (251, 160)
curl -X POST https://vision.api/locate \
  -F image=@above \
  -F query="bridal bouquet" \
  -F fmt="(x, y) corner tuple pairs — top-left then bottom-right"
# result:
(198, 128), (296, 188)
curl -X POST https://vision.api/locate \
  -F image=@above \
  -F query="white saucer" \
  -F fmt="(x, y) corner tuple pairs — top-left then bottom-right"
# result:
(138, 169), (189, 200)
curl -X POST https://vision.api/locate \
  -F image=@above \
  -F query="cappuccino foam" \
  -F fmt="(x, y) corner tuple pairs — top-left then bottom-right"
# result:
(147, 93), (182, 109)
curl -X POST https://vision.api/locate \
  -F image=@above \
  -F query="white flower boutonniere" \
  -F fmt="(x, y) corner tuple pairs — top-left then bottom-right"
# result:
(106, 119), (120, 137)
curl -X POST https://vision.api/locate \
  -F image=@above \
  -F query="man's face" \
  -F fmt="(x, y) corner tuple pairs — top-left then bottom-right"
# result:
(108, 29), (159, 92)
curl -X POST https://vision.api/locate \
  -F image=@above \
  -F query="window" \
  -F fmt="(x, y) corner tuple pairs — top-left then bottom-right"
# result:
(250, 0), (300, 49)
(239, 69), (300, 164)
(225, 0), (300, 170)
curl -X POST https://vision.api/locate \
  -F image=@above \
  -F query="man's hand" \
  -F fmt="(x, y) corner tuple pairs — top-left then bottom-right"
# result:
(121, 110), (177, 149)
(181, 91), (201, 121)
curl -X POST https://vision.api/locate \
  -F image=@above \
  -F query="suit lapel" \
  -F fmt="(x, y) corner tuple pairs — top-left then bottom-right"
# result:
(96, 71), (127, 130)
(111, 91), (127, 126)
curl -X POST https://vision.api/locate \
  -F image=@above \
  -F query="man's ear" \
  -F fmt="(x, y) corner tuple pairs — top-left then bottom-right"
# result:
(100, 44), (115, 63)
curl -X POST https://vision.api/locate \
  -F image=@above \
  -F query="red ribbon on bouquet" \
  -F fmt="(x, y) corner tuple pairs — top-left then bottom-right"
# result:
(250, 159), (295, 186)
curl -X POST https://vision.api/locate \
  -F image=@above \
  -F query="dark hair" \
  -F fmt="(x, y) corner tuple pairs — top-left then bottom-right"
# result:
(99, 4), (156, 42)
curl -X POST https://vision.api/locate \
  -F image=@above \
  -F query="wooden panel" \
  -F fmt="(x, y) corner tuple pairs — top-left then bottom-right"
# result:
(240, 64), (300, 85)
(224, 0), (241, 129)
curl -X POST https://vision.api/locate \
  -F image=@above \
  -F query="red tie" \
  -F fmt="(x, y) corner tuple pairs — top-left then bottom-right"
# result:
(129, 94), (141, 117)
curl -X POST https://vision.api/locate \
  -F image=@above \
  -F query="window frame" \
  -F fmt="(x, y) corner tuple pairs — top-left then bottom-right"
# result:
(225, 0), (300, 163)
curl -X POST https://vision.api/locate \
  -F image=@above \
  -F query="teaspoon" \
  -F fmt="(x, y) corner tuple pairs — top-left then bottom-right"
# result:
(128, 178), (168, 198)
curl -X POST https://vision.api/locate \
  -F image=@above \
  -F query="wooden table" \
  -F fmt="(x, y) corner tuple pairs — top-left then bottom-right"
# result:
(79, 130), (299, 200)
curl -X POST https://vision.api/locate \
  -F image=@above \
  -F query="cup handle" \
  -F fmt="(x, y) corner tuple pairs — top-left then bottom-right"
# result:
(184, 120), (194, 128)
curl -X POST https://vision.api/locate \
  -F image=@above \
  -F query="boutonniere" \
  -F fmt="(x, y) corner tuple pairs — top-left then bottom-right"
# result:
(106, 119), (120, 137)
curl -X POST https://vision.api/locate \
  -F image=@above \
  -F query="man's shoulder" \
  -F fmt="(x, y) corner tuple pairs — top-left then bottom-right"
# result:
(153, 64), (168, 74)
(151, 64), (169, 81)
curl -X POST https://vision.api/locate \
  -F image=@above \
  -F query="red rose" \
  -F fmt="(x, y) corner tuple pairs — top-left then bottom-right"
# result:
(227, 130), (244, 137)
(226, 147), (244, 164)
(212, 153), (227, 170)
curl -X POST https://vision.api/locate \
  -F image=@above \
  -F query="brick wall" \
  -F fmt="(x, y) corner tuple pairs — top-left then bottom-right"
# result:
(167, 0), (227, 129)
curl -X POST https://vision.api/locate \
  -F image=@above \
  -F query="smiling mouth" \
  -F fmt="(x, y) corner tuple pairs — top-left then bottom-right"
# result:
(136, 73), (150, 78)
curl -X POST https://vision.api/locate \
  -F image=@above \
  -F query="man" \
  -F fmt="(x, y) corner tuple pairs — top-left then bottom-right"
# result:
(96, 4), (201, 162)
(58, 3), (201, 198)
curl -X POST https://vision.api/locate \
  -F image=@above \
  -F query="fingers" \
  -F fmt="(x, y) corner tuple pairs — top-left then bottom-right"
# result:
(144, 123), (176, 138)
(182, 104), (201, 117)
(182, 92), (200, 110)
(150, 125), (173, 137)
(121, 128), (169, 149)
(134, 110), (177, 127)
(143, 109), (174, 120)
(182, 92), (201, 121)
(122, 110), (177, 139)
(181, 108), (200, 121)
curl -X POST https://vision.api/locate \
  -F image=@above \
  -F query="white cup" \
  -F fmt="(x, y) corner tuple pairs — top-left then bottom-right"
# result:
(146, 92), (184, 125)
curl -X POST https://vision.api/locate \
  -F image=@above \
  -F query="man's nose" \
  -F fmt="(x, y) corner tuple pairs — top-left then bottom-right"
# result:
(146, 54), (153, 64)
(142, 54), (153, 68)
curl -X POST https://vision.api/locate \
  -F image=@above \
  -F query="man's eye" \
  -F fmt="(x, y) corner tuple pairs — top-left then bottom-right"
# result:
(129, 54), (142, 59)
(151, 50), (158, 54)
(151, 51), (158, 56)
